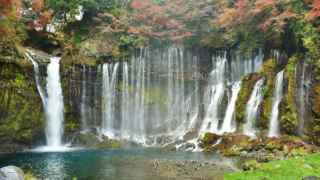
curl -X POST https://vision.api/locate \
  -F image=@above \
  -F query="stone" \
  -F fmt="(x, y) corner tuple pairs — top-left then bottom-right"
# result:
(275, 151), (285, 157)
(274, 165), (281, 168)
(303, 164), (313, 169)
(302, 177), (320, 180)
(240, 151), (248, 156)
(0, 166), (25, 180)
(186, 143), (195, 149)
(167, 146), (176, 151)
(283, 145), (290, 151)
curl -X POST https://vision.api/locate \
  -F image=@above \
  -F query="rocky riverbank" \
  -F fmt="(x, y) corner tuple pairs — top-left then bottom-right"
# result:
(149, 159), (240, 180)
(165, 133), (320, 164)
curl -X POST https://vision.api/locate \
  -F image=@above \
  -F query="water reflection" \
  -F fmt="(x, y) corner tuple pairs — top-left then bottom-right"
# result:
(0, 148), (248, 180)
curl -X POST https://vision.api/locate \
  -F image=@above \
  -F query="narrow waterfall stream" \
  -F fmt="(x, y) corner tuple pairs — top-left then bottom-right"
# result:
(45, 57), (64, 148)
(243, 79), (264, 136)
(269, 70), (284, 137)
(220, 82), (241, 133)
(81, 65), (87, 130)
(25, 53), (46, 104)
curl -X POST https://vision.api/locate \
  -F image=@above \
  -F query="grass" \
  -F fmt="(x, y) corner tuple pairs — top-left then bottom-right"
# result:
(24, 172), (37, 180)
(224, 153), (320, 180)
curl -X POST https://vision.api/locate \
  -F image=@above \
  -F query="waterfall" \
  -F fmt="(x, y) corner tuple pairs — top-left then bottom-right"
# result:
(26, 53), (65, 148)
(102, 62), (119, 137)
(121, 62), (129, 137)
(243, 79), (264, 136)
(25, 53), (46, 104)
(269, 70), (284, 137)
(199, 49), (264, 136)
(199, 51), (228, 135)
(45, 57), (64, 148)
(220, 82), (241, 133)
(101, 46), (199, 143)
(81, 65), (87, 130)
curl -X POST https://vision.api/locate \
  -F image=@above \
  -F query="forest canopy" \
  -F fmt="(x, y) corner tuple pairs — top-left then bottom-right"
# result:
(1, 0), (320, 68)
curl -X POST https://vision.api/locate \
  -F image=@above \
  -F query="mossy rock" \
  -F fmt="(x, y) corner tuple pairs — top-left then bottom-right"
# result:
(243, 160), (258, 171)
(222, 148), (236, 156)
(167, 146), (176, 151)
(202, 132), (220, 144)
(186, 143), (195, 148)
(99, 140), (122, 149)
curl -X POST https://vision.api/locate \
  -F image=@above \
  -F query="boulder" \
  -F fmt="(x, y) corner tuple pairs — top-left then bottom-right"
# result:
(186, 143), (195, 149)
(167, 146), (176, 151)
(275, 151), (285, 157)
(303, 164), (313, 169)
(0, 166), (25, 180)
(274, 164), (281, 168)
(240, 151), (247, 156)
(243, 160), (257, 171)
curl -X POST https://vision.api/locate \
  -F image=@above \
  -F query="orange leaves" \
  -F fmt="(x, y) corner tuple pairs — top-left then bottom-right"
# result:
(0, 0), (13, 15)
(306, 0), (320, 21)
(28, 0), (54, 33)
(32, 0), (42, 12)
(170, 32), (195, 41)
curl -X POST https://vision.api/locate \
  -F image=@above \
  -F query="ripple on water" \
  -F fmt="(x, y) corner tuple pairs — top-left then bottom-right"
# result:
(0, 147), (248, 180)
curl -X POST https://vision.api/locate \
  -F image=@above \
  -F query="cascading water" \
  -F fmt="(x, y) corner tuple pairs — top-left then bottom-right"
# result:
(25, 53), (46, 104)
(26, 53), (65, 149)
(220, 82), (241, 133)
(98, 47), (199, 143)
(81, 64), (87, 130)
(269, 70), (284, 137)
(102, 62), (119, 137)
(199, 49), (264, 136)
(75, 46), (264, 145)
(243, 79), (264, 136)
(45, 57), (64, 148)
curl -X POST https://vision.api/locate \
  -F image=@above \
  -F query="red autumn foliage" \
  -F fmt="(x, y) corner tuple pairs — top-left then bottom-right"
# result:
(130, 0), (196, 47)
(0, 0), (12, 15)
(306, 0), (320, 21)
(30, 0), (54, 33)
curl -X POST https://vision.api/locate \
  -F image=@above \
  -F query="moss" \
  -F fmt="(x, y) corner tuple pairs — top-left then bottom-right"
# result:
(64, 123), (76, 131)
(291, 149), (309, 156)
(99, 139), (122, 148)
(0, 85), (45, 142)
(235, 76), (252, 123)
(24, 172), (37, 180)
(224, 152), (320, 180)
(281, 57), (298, 135)
(313, 86), (320, 117)
(266, 142), (276, 149)
(222, 148), (236, 156)
(244, 160), (257, 167)
(202, 132), (216, 144)
(167, 146), (177, 151)
(310, 116), (320, 143)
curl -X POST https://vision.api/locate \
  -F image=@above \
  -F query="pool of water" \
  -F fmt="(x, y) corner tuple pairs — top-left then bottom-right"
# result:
(0, 147), (248, 180)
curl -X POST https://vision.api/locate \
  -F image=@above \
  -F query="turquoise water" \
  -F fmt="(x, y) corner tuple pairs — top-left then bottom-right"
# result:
(0, 148), (247, 180)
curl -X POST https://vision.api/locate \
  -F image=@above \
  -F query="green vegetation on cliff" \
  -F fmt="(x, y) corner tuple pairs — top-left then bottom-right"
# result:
(259, 59), (278, 129)
(281, 55), (299, 135)
(235, 76), (253, 124)
(0, 63), (45, 143)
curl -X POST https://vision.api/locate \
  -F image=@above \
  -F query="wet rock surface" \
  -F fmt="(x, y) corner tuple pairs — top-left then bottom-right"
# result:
(149, 159), (240, 180)
(67, 127), (122, 148)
